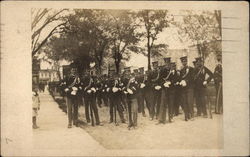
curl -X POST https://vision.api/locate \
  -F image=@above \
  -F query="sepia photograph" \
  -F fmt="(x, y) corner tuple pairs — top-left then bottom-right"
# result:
(1, 1), (249, 156)
(32, 8), (223, 150)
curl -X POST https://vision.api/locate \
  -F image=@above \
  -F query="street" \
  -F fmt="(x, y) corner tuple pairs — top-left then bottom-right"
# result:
(32, 90), (223, 154)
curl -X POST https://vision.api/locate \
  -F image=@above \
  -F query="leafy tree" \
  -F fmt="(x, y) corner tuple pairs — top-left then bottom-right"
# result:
(137, 10), (172, 70)
(175, 10), (222, 60)
(105, 10), (142, 74)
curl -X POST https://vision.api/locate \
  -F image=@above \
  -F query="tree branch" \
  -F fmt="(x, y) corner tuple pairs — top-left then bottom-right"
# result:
(32, 22), (67, 57)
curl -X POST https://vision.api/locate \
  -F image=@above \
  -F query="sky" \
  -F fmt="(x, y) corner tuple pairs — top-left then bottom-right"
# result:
(37, 9), (193, 70)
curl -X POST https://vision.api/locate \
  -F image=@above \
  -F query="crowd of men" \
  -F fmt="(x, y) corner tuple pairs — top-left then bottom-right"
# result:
(59, 54), (223, 129)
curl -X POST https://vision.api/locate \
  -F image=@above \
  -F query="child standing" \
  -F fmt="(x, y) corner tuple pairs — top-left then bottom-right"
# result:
(32, 89), (40, 129)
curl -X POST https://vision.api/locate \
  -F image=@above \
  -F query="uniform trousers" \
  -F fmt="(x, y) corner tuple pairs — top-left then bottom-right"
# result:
(127, 98), (138, 127)
(151, 89), (162, 119)
(165, 88), (175, 121)
(215, 82), (223, 114)
(144, 88), (153, 117)
(195, 87), (207, 116)
(66, 95), (79, 126)
(110, 94), (125, 123)
(84, 93), (100, 125)
(181, 88), (194, 120)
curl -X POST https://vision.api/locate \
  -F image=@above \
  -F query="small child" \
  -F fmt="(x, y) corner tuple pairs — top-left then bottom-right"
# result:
(32, 89), (40, 129)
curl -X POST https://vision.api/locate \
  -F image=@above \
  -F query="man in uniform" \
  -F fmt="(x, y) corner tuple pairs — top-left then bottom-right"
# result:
(179, 56), (195, 121)
(214, 54), (223, 114)
(63, 64), (81, 128)
(81, 71), (102, 126)
(125, 74), (139, 129)
(157, 57), (171, 124)
(148, 61), (162, 120)
(109, 74), (126, 124)
(193, 57), (213, 118)
(192, 60), (200, 116)
(137, 67), (147, 117)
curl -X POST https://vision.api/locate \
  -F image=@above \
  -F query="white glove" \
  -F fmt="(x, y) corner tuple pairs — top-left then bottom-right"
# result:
(124, 91), (128, 94)
(32, 92), (36, 96)
(79, 87), (82, 90)
(112, 87), (118, 93)
(105, 85), (107, 87)
(87, 90), (92, 94)
(132, 87), (136, 91)
(72, 87), (78, 91)
(140, 83), (145, 88)
(175, 82), (180, 85)
(107, 88), (110, 92)
(119, 83), (124, 86)
(180, 80), (187, 87)
(203, 81), (207, 85)
(163, 81), (171, 88)
(71, 90), (77, 95)
(155, 85), (161, 90)
(91, 87), (96, 93)
(127, 89), (133, 94)
(102, 89), (105, 92)
(64, 88), (69, 92)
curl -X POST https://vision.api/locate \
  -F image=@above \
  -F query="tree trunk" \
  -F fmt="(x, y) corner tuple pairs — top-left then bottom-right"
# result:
(115, 60), (120, 74)
(147, 31), (151, 71)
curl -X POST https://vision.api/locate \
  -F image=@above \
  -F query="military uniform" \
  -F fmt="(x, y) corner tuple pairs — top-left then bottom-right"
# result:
(214, 54), (223, 114)
(148, 61), (162, 120)
(109, 75), (126, 124)
(95, 76), (103, 108)
(179, 56), (195, 121)
(82, 75), (101, 126)
(136, 67), (148, 117)
(193, 57), (213, 117)
(125, 76), (139, 129)
(63, 66), (81, 128)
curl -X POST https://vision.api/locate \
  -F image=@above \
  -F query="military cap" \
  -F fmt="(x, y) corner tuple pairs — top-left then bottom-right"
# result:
(152, 61), (159, 67)
(171, 62), (176, 66)
(133, 69), (139, 73)
(180, 56), (187, 62)
(124, 67), (131, 73)
(195, 57), (202, 62)
(163, 57), (171, 64)
(139, 67), (144, 74)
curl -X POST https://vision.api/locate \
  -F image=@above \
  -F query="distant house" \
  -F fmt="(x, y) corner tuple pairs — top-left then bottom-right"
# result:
(151, 41), (221, 71)
(39, 69), (60, 83)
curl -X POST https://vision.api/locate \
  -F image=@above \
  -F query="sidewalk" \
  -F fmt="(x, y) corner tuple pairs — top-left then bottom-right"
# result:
(32, 90), (105, 156)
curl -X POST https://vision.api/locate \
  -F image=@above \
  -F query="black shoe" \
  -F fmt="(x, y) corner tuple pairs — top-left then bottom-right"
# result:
(33, 125), (39, 129)
(96, 122), (103, 126)
(68, 124), (72, 128)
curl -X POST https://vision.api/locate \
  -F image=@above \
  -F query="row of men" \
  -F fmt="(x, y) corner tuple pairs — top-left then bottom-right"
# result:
(60, 55), (223, 129)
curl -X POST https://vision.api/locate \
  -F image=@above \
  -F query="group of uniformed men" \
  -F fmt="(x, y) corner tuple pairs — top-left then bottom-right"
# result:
(60, 54), (223, 129)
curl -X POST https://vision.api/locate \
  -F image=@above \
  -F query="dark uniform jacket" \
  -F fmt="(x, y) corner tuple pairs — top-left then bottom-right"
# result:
(180, 66), (194, 89)
(64, 74), (81, 98)
(214, 64), (222, 86)
(193, 66), (213, 88)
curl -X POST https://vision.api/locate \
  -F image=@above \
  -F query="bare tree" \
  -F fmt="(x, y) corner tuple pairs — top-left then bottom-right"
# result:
(31, 9), (68, 57)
